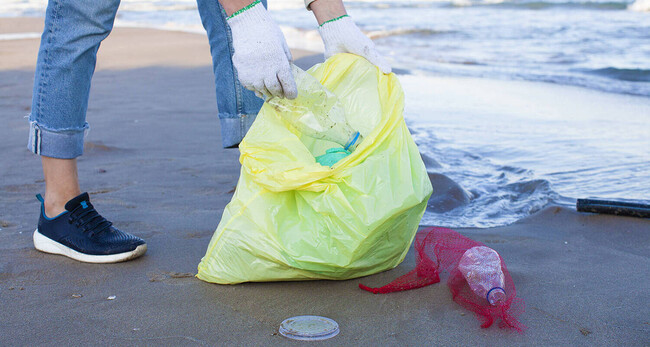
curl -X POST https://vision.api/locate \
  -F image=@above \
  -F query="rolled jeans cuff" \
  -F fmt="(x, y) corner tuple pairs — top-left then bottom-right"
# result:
(28, 121), (87, 159)
(219, 112), (257, 148)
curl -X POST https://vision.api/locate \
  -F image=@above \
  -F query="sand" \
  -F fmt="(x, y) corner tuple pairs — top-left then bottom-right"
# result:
(1, 17), (648, 346)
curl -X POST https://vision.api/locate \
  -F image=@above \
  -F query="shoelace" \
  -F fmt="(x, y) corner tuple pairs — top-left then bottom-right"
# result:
(68, 203), (113, 237)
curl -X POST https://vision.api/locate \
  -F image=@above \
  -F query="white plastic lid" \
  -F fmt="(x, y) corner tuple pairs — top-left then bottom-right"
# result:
(278, 315), (339, 341)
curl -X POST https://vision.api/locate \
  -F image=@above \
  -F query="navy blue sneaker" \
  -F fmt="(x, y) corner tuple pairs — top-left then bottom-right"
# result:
(33, 192), (147, 263)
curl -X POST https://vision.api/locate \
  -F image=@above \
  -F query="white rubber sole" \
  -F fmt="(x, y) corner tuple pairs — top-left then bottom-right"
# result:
(33, 229), (147, 264)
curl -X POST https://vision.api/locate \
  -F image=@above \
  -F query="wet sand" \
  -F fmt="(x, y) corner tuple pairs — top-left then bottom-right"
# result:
(1, 17), (648, 345)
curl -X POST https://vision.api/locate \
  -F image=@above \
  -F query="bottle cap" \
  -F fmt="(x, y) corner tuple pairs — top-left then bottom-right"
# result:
(278, 315), (339, 341)
(487, 287), (506, 305)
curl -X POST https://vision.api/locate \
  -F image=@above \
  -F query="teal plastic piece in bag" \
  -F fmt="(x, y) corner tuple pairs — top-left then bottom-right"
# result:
(316, 147), (351, 167)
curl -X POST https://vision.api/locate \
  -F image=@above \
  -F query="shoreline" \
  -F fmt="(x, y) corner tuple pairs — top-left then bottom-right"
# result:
(1, 17), (648, 345)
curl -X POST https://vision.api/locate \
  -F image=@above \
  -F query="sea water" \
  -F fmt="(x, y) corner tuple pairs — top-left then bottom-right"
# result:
(2, 0), (648, 227)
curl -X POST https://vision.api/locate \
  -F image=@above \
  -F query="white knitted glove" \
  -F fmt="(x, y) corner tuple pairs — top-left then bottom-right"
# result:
(227, 0), (297, 99)
(318, 15), (391, 74)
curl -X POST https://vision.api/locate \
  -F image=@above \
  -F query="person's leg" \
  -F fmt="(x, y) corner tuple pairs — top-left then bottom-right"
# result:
(196, 0), (266, 148)
(28, 0), (146, 263)
(41, 157), (81, 217)
(29, 0), (121, 216)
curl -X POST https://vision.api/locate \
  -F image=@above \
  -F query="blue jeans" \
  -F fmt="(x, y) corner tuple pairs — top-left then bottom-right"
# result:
(28, 0), (265, 158)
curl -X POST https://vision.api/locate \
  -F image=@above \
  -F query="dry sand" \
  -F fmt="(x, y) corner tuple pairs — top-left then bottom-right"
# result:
(1, 17), (648, 346)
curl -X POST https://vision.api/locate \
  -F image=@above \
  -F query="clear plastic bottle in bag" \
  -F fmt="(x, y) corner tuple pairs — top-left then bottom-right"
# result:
(458, 246), (507, 306)
(267, 65), (362, 151)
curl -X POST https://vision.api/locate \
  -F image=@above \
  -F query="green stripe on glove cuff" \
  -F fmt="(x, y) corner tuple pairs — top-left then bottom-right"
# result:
(320, 14), (350, 27)
(228, 0), (262, 20)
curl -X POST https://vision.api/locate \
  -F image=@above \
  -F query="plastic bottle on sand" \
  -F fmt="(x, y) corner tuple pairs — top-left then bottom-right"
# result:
(458, 246), (507, 306)
(267, 65), (362, 151)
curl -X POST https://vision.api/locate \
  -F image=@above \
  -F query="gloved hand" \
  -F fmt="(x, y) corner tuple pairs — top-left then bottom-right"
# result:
(318, 15), (391, 74)
(227, 0), (297, 99)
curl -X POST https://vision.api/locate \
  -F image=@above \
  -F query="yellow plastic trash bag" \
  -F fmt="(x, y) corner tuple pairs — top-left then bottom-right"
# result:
(197, 54), (433, 284)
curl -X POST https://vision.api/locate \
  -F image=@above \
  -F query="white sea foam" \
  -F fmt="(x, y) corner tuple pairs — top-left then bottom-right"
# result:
(118, 3), (197, 12)
(114, 20), (206, 34)
(450, 0), (505, 7)
(0, 32), (41, 40)
(628, 0), (650, 11)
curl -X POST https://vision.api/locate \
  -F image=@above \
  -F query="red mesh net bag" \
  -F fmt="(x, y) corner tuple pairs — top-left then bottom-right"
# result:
(359, 227), (526, 332)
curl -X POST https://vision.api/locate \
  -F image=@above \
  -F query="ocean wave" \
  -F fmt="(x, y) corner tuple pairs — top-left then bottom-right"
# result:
(410, 61), (650, 96)
(414, 128), (564, 228)
(420, 173), (559, 228)
(575, 67), (650, 82)
(410, 126), (560, 228)
(366, 28), (453, 40)
(447, 0), (630, 10)
(349, 0), (634, 10)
